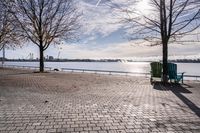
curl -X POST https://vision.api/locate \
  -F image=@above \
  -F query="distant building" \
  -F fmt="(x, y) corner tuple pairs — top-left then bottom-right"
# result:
(49, 56), (54, 60)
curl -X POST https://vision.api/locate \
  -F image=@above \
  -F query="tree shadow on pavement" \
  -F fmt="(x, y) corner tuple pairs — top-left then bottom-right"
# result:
(153, 82), (200, 118)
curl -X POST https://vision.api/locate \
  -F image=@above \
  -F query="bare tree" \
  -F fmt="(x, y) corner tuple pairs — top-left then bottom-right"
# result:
(9, 0), (81, 72)
(110, 0), (200, 83)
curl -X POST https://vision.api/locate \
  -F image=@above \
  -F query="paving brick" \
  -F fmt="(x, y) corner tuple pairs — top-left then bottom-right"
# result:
(0, 68), (200, 132)
(37, 130), (47, 133)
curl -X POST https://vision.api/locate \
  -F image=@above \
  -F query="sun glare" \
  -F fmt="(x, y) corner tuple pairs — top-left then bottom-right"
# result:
(136, 0), (151, 15)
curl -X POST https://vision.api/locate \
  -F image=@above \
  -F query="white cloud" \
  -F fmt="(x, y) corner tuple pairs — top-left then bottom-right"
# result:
(3, 40), (200, 60)
(79, 0), (123, 37)
(43, 41), (200, 59)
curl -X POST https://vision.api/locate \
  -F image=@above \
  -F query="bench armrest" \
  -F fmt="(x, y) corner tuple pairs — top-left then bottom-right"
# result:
(177, 72), (185, 76)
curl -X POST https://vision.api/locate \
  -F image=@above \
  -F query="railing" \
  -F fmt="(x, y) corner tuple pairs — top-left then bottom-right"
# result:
(184, 75), (200, 81)
(61, 68), (200, 80)
(2, 65), (52, 71)
(1, 65), (200, 81)
(61, 68), (150, 77)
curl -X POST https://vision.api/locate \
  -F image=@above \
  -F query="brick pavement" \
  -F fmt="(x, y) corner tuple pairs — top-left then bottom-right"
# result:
(0, 68), (200, 133)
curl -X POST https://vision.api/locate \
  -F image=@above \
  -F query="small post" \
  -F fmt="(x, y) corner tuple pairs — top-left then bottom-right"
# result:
(2, 45), (5, 67)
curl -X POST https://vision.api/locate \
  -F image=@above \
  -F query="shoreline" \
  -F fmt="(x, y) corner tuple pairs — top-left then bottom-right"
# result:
(2, 60), (200, 63)
(1, 67), (200, 82)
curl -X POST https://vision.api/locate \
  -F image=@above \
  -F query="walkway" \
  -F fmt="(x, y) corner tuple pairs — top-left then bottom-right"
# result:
(0, 68), (200, 133)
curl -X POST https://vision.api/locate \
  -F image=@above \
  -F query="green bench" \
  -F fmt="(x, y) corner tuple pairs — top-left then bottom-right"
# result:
(168, 63), (185, 83)
(150, 62), (163, 83)
(150, 62), (184, 83)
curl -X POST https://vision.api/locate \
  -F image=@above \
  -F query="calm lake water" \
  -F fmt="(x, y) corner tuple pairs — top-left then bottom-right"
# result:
(4, 61), (200, 76)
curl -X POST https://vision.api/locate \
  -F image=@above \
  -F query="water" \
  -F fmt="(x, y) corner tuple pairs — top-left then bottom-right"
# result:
(3, 61), (200, 76)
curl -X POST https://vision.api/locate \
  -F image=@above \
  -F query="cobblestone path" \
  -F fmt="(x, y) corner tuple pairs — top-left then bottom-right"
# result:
(0, 68), (200, 133)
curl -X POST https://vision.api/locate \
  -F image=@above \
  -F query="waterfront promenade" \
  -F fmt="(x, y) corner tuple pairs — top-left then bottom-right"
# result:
(0, 68), (200, 133)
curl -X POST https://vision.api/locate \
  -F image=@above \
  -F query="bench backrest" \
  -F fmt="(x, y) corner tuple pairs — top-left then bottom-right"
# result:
(150, 62), (162, 78)
(168, 63), (177, 79)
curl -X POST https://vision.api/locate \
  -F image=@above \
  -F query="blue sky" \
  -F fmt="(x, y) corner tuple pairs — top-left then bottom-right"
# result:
(1, 0), (200, 60)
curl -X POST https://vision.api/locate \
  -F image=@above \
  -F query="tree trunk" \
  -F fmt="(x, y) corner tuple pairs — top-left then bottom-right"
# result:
(162, 41), (168, 83)
(39, 44), (44, 72)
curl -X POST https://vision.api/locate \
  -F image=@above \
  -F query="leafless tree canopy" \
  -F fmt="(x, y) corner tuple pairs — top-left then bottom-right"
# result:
(10, 0), (81, 50)
(109, 0), (200, 45)
(0, 0), (21, 50)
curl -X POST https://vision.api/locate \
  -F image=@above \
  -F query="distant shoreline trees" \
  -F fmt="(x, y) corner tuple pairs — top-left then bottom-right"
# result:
(3, 58), (200, 63)
(6, 0), (81, 72)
